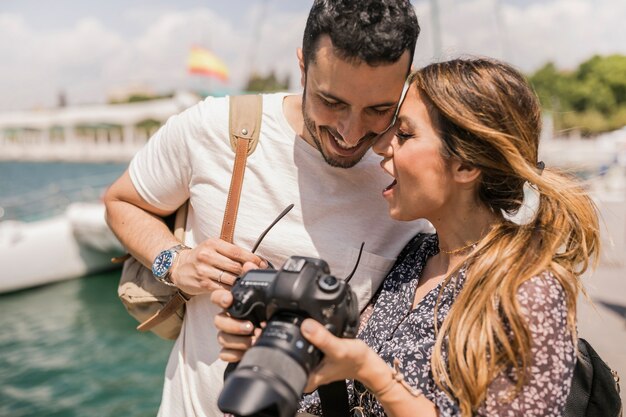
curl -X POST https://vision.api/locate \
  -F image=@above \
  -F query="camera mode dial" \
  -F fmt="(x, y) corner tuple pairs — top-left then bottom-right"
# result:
(318, 274), (339, 292)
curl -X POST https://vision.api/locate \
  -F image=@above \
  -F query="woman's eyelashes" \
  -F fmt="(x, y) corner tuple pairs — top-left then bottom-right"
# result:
(395, 128), (414, 143)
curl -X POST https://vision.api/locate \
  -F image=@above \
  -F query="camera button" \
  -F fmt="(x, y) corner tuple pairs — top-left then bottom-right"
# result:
(283, 257), (306, 272)
(318, 275), (339, 292)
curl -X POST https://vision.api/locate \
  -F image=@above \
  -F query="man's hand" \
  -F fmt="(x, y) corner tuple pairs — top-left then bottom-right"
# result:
(211, 289), (262, 362)
(170, 238), (267, 295)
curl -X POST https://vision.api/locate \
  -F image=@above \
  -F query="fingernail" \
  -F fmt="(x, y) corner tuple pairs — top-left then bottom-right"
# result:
(221, 295), (230, 306)
(301, 319), (314, 335)
(241, 322), (253, 332)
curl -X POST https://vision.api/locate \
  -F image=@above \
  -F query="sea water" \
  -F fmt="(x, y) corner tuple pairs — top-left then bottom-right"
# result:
(0, 161), (128, 222)
(0, 162), (172, 417)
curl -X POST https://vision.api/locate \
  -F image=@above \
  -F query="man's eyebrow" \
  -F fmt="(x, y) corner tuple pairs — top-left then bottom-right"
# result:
(318, 91), (347, 104)
(318, 91), (397, 109)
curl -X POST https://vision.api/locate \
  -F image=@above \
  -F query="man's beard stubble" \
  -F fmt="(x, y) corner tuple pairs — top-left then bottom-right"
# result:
(301, 89), (368, 169)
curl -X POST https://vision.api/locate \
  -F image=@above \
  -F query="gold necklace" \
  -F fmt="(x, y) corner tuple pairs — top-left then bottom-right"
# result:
(438, 240), (479, 255)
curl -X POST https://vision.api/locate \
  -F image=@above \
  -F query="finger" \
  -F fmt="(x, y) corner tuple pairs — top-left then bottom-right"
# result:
(304, 363), (330, 393)
(214, 240), (265, 266)
(211, 267), (237, 286)
(219, 348), (246, 363)
(300, 319), (339, 355)
(210, 290), (233, 309)
(217, 331), (256, 351)
(196, 249), (245, 277)
(214, 313), (255, 335)
(241, 261), (260, 274)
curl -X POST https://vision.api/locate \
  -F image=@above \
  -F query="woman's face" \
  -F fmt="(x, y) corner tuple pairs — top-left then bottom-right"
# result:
(373, 85), (454, 222)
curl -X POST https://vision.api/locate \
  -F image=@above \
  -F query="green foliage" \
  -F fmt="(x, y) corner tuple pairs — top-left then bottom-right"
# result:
(244, 71), (290, 93)
(529, 54), (626, 135)
(108, 93), (174, 104)
(136, 119), (161, 130)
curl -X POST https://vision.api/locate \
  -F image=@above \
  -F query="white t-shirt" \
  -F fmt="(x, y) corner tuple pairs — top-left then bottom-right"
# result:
(129, 93), (432, 417)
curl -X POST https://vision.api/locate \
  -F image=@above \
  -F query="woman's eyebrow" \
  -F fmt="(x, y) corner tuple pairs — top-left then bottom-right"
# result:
(396, 114), (417, 130)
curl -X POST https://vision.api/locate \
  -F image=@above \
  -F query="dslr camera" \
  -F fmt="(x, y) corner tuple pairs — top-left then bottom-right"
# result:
(217, 256), (359, 417)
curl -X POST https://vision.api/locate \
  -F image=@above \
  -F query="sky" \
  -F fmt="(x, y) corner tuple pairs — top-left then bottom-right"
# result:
(1, 0), (625, 112)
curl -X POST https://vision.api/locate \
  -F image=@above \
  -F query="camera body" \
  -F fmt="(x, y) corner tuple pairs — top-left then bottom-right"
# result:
(218, 256), (359, 417)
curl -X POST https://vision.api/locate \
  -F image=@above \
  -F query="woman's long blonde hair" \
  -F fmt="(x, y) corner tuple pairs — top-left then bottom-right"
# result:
(412, 58), (600, 416)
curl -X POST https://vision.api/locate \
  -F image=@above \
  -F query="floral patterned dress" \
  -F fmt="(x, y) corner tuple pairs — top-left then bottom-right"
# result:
(299, 233), (576, 416)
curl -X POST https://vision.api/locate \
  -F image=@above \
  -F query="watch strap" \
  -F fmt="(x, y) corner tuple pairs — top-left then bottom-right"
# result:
(170, 244), (190, 254)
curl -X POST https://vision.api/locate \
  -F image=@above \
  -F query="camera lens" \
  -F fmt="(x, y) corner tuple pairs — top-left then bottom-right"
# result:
(318, 275), (339, 292)
(219, 313), (319, 417)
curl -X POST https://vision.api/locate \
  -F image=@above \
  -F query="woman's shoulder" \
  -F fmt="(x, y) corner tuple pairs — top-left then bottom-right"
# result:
(402, 232), (437, 255)
(516, 271), (569, 315)
(384, 233), (437, 284)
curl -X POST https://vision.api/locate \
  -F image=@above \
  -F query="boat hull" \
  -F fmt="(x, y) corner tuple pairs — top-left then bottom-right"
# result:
(0, 204), (124, 293)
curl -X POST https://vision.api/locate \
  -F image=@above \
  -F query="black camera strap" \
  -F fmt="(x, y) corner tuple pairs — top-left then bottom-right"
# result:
(319, 380), (350, 417)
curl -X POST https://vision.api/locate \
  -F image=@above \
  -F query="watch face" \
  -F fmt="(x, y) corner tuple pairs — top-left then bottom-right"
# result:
(152, 250), (174, 279)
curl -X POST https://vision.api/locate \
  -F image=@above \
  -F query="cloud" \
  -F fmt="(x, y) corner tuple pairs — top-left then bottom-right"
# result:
(0, 7), (306, 111)
(0, 13), (126, 111)
(412, 0), (626, 72)
(1, 0), (625, 111)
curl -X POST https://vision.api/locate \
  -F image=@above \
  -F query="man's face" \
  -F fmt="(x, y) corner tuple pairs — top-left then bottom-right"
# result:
(299, 35), (411, 168)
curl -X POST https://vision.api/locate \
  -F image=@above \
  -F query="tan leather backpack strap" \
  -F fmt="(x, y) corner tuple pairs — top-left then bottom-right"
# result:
(137, 95), (262, 334)
(137, 95), (263, 332)
(137, 290), (191, 332)
(220, 94), (263, 243)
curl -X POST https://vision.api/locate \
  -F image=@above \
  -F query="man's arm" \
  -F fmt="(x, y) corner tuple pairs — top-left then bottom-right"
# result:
(104, 169), (179, 267)
(104, 169), (266, 295)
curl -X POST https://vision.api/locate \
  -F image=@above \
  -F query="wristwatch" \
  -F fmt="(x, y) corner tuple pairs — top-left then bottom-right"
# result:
(152, 244), (190, 287)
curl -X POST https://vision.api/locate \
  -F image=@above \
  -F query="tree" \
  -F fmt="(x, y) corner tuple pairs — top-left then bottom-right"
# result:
(244, 71), (290, 93)
(529, 54), (626, 135)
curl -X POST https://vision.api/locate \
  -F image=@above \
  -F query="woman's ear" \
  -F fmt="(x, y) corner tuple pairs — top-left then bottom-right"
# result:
(451, 158), (481, 186)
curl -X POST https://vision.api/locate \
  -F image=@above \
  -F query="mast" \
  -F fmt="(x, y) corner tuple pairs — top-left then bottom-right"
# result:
(429, 0), (443, 59)
(493, 0), (509, 61)
(248, 0), (269, 75)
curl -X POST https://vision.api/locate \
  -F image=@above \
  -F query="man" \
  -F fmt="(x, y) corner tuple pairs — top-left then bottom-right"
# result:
(104, 1), (430, 416)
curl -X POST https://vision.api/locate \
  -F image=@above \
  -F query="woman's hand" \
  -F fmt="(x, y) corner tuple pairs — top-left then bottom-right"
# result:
(301, 319), (438, 417)
(300, 318), (377, 392)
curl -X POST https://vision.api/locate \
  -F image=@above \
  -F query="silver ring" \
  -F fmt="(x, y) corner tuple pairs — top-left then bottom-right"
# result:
(217, 270), (224, 284)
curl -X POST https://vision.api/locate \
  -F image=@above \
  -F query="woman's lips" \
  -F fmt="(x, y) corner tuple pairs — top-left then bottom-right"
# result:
(383, 179), (397, 193)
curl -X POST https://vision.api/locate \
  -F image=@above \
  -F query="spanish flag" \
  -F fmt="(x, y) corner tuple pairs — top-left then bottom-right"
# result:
(187, 46), (229, 82)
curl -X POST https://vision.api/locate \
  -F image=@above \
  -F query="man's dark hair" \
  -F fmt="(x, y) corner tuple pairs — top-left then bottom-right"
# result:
(302, 0), (420, 69)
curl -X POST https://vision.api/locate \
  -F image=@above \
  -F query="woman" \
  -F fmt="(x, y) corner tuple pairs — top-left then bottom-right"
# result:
(214, 58), (600, 416)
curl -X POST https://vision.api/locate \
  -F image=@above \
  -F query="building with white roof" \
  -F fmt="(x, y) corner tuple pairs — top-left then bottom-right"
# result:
(0, 91), (199, 162)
